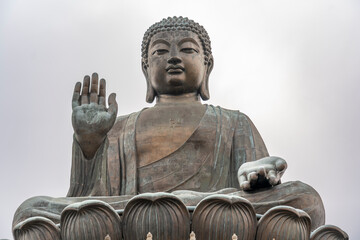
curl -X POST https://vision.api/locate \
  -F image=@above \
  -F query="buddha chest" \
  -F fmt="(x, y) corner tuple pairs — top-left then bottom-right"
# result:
(135, 103), (207, 168)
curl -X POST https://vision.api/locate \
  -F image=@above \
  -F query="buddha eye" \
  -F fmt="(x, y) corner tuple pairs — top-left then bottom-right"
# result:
(152, 49), (168, 55)
(181, 48), (198, 54)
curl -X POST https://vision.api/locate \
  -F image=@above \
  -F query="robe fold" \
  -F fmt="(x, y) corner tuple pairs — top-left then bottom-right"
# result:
(67, 105), (269, 197)
(13, 105), (325, 231)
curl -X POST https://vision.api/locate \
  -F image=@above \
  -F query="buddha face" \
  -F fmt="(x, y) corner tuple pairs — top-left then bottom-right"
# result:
(143, 30), (213, 100)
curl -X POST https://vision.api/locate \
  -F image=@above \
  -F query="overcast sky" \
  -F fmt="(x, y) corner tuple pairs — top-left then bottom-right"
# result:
(1, 0), (359, 238)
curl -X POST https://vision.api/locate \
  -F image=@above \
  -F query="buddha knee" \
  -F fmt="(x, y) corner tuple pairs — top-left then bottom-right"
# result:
(288, 180), (324, 204)
(16, 196), (54, 214)
(13, 196), (56, 227)
(285, 181), (325, 230)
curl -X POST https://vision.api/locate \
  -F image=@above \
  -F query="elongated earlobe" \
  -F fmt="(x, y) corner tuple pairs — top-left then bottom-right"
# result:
(199, 77), (210, 101)
(200, 56), (214, 101)
(146, 81), (155, 103)
(142, 61), (155, 103)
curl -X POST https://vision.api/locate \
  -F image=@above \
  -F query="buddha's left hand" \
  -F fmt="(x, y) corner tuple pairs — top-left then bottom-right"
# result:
(237, 156), (287, 191)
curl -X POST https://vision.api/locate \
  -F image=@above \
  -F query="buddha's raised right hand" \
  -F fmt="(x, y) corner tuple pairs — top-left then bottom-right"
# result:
(72, 73), (118, 159)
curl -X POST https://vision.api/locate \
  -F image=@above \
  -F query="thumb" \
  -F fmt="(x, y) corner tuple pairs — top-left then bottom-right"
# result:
(275, 158), (287, 172)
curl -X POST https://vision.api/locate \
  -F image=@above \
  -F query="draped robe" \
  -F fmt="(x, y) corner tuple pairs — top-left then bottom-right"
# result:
(13, 105), (325, 230)
(67, 105), (269, 197)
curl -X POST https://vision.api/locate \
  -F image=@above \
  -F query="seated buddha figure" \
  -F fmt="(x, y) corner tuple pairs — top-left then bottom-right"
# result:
(13, 17), (325, 236)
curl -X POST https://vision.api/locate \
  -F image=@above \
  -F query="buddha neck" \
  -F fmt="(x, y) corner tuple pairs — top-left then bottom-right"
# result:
(156, 93), (201, 105)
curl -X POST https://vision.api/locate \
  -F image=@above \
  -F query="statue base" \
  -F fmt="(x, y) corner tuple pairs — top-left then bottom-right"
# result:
(13, 192), (348, 240)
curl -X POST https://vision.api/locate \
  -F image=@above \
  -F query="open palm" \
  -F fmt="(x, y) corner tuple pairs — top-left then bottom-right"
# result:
(72, 73), (118, 158)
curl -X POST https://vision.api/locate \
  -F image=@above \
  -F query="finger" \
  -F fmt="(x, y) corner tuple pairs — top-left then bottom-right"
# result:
(257, 166), (266, 177)
(248, 172), (258, 187)
(238, 174), (247, 186)
(81, 75), (90, 104)
(99, 78), (106, 106)
(108, 93), (118, 116)
(90, 73), (99, 103)
(239, 174), (251, 191)
(267, 170), (278, 186)
(240, 181), (251, 191)
(72, 82), (81, 109)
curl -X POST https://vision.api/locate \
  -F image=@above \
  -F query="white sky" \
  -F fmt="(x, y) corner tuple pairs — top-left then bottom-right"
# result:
(1, 0), (359, 238)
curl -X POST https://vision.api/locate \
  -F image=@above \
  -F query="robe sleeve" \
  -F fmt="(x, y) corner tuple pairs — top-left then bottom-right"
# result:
(66, 136), (111, 197)
(66, 114), (132, 197)
(229, 112), (269, 188)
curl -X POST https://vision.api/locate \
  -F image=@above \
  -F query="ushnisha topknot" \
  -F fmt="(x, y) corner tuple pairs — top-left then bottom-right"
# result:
(141, 16), (212, 67)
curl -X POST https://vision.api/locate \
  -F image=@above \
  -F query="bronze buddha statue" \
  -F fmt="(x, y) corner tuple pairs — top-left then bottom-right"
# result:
(13, 17), (331, 240)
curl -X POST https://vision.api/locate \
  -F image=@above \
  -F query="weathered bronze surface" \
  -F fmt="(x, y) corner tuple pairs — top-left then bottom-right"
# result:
(310, 225), (349, 240)
(191, 195), (257, 239)
(122, 193), (190, 240)
(256, 206), (312, 240)
(60, 200), (122, 239)
(13, 217), (61, 240)
(12, 16), (347, 239)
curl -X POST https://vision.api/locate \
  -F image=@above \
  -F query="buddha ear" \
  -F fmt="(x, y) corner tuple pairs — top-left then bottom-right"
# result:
(142, 60), (156, 103)
(200, 55), (214, 101)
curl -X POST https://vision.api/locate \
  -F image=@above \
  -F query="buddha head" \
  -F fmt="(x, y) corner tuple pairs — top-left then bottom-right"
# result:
(141, 17), (214, 103)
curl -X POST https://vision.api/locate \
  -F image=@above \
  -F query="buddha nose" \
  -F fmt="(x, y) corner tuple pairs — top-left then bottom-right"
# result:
(167, 56), (182, 65)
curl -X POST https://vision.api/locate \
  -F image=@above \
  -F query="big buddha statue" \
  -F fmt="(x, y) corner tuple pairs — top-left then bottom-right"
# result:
(13, 17), (340, 240)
